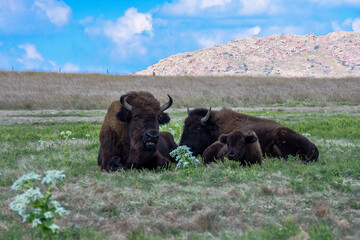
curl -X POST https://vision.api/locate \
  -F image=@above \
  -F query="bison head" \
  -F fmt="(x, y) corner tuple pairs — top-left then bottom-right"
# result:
(219, 130), (257, 163)
(116, 91), (172, 163)
(272, 127), (319, 162)
(179, 108), (218, 156)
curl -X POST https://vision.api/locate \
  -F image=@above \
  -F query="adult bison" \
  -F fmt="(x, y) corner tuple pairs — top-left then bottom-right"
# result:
(180, 108), (319, 162)
(98, 91), (175, 171)
(202, 129), (262, 166)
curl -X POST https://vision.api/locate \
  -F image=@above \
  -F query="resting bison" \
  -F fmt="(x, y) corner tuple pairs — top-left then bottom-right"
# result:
(202, 129), (262, 166)
(180, 108), (319, 162)
(98, 91), (174, 171)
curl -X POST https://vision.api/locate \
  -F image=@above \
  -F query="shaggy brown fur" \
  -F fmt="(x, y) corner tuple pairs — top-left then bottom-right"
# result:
(202, 130), (262, 165)
(158, 131), (178, 162)
(98, 91), (173, 171)
(180, 108), (319, 162)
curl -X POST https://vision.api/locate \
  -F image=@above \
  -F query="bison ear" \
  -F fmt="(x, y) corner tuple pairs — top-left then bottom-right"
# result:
(219, 134), (228, 144)
(159, 113), (170, 125)
(116, 109), (131, 122)
(245, 134), (257, 144)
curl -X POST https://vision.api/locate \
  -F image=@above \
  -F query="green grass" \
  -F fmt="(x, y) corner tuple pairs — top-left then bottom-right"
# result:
(1, 109), (360, 239)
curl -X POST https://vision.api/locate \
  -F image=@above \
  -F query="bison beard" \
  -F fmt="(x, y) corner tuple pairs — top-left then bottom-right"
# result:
(180, 108), (319, 162)
(98, 91), (174, 171)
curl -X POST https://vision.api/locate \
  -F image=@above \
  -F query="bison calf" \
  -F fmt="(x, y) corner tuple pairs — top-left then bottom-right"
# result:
(202, 130), (262, 166)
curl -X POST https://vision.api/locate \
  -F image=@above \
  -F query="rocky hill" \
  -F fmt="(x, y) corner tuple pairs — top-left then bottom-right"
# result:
(135, 31), (360, 77)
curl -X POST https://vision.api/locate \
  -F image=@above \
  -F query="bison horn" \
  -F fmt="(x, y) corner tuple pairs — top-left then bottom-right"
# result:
(160, 94), (173, 113)
(120, 93), (133, 111)
(200, 107), (211, 125)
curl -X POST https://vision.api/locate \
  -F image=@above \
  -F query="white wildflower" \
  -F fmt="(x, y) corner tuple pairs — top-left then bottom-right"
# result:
(60, 131), (65, 135)
(55, 207), (69, 216)
(11, 172), (41, 191)
(50, 200), (61, 209)
(23, 187), (44, 202)
(49, 224), (60, 233)
(66, 131), (72, 135)
(41, 170), (66, 185)
(44, 211), (54, 219)
(85, 134), (90, 137)
(33, 208), (42, 215)
(31, 218), (42, 227)
(302, 133), (311, 137)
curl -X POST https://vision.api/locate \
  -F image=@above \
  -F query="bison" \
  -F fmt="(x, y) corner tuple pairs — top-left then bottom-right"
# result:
(202, 129), (262, 166)
(98, 91), (175, 171)
(180, 108), (319, 162)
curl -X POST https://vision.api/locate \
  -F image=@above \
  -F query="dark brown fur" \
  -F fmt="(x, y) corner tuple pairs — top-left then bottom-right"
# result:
(202, 130), (262, 165)
(180, 108), (319, 162)
(98, 91), (173, 171)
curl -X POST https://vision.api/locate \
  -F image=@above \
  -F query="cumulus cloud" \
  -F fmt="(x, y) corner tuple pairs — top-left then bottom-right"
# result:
(18, 44), (44, 61)
(34, 0), (71, 26)
(104, 8), (152, 43)
(85, 8), (153, 57)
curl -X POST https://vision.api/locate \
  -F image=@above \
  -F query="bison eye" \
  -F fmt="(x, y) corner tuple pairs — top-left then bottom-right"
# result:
(193, 127), (201, 132)
(133, 115), (140, 121)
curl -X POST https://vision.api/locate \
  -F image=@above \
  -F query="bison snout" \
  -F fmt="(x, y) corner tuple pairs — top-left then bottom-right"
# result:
(144, 130), (159, 149)
(227, 152), (236, 160)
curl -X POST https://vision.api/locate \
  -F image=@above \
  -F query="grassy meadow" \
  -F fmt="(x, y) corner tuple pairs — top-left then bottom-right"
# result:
(0, 71), (360, 239)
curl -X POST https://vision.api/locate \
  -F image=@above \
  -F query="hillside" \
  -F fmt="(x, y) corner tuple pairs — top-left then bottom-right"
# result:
(135, 31), (360, 77)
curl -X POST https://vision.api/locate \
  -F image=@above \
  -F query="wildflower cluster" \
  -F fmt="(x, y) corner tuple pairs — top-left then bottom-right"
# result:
(9, 171), (69, 236)
(302, 133), (311, 137)
(60, 130), (72, 146)
(170, 145), (200, 170)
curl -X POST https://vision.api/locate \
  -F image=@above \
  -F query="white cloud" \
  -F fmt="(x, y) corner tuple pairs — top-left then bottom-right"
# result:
(18, 44), (44, 61)
(86, 8), (153, 57)
(352, 18), (360, 31)
(333, 18), (360, 31)
(62, 62), (80, 72)
(344, 18), (360, 31)
(34, 0), (71, 26)
(104, 8), (152, 43)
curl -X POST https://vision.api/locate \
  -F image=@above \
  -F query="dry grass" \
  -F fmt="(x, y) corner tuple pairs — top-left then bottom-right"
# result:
(0, 71), (359, 110)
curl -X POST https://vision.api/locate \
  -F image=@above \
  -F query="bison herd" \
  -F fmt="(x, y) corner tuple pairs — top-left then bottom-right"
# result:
(98, 91), (319, 171)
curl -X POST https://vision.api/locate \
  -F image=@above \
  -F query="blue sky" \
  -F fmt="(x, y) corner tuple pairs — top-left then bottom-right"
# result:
(0, 0), (359, 74)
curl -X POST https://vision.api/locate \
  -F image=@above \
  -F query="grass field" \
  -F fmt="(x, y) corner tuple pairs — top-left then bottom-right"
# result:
(0, 72), (360, 239)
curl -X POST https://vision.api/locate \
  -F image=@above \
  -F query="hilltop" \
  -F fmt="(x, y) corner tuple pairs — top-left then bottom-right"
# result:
(135, 31), (360, 77)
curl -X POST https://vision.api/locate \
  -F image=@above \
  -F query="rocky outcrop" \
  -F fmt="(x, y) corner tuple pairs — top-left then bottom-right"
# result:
(135, 31), (360, 77)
